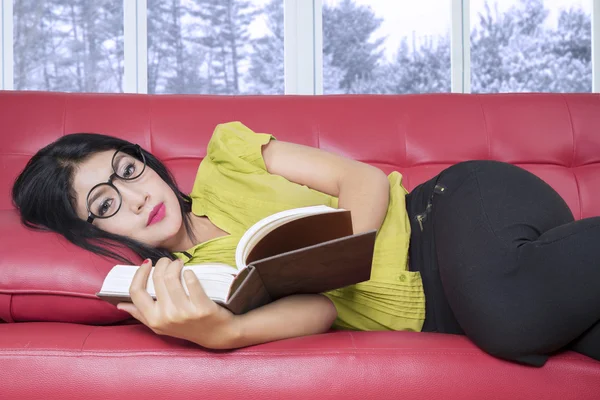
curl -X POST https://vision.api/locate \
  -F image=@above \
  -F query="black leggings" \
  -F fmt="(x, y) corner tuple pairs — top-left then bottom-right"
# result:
(406, 160), (600, 367)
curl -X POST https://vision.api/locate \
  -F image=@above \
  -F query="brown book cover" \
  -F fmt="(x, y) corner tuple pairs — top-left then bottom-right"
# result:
(218, 229), (376, 315)
(97, 293), (138, 307)
(216, 267), (271, 315)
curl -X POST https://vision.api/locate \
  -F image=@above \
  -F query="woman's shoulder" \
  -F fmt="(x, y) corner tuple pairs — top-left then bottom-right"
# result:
(206, 121), (275, 170)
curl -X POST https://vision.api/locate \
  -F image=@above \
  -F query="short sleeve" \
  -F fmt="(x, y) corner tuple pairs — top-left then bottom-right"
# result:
(206, 121), (276, 173)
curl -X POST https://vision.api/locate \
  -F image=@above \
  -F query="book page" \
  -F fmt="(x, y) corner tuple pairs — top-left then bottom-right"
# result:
(98, 263), (238, 303)
(234, 205), (342, 269)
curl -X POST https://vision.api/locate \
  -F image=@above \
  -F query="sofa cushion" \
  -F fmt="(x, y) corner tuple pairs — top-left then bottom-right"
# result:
(1, 323), (599, 399)
(0, 210), (136, 324)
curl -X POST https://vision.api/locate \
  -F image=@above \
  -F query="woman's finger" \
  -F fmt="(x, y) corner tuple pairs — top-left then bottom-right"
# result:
(129, 259), (157, 315)
(117, 302), (149, 326)
(183, 269), (213, 307)
(151, 257), (172, 303)
(164, 259), (191, 308)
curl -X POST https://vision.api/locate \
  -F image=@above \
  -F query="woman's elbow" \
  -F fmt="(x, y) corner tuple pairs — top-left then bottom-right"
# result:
(316, 295), (338, 333)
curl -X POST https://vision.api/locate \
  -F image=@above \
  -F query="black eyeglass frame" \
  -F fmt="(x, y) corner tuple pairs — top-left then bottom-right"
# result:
(85, 144), (146, 223)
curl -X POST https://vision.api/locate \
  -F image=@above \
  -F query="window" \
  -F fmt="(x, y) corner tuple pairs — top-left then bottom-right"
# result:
(146, 0), (283, 94)
(13, 0), (124, 92)
(322, 0), (451, 94)
(2, 0), (597, 94)
(471, 0), (592, 93)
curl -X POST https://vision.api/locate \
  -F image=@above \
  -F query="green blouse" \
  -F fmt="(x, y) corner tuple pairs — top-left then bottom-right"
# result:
(173, 122), (426, 332)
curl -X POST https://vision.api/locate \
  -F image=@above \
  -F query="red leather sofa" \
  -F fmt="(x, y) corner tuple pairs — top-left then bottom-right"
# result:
(1, 91), (599, 399)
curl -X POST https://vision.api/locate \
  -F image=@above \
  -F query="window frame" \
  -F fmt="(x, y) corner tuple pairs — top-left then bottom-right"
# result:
(1, 0), (13, 91)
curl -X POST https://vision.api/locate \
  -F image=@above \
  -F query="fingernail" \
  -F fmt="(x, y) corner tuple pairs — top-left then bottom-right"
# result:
(143, 258), (151, 265)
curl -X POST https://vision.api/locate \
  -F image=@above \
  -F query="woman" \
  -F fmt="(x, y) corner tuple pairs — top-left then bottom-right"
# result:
(11, 122), (600, 367)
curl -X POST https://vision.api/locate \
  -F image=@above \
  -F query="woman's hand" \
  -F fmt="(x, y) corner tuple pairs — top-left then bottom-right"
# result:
(117, 258), (241, 349)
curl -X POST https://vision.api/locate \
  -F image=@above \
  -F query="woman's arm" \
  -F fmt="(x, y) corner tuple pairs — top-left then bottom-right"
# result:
(231, 294), (337, 349)
(119, 258), (337, 350)
(262, 140), (390, 233)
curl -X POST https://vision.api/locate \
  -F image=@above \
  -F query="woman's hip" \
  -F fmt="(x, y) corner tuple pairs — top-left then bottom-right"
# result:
(405, 160), (574, 334)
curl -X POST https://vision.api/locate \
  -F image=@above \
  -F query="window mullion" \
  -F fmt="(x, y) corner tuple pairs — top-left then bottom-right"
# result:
(1, 0), (14, 90)
(136, 0), (147, 94)
(593, 0), (599, 92)
(123, 0), (136, 92)
(314, 0), (323, 95)
(451, 0), (470, 93)
(285, 0), (317, 94)
(124, 0), (147, 94)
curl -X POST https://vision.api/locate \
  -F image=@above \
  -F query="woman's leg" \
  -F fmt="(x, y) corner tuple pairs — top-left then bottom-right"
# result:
(570, 320), (600, 360)
(431, 160), (600, 366)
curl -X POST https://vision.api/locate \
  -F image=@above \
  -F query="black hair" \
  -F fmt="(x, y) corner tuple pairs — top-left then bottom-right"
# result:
(11, 133), (196, 264)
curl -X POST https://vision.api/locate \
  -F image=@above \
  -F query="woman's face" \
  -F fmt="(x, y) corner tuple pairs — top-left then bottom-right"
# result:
(71, 149), (184, 249)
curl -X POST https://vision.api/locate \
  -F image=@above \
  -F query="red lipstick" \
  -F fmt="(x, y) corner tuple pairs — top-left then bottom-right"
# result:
(147, 203), (166, 226)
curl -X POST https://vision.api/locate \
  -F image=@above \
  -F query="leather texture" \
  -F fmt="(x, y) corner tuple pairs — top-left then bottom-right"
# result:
(1, 91), (599, 399)
(1, 324), (600, 400)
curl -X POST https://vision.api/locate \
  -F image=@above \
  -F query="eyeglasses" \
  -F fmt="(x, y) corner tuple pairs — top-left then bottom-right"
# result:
(86, 144), (146, 224)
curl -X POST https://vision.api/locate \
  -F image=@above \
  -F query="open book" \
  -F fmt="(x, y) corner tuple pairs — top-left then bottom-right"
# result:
(97, 205), (377, 315)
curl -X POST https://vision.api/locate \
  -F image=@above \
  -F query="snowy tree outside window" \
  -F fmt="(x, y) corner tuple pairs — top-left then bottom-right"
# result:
(147, 0), (279, 94)
(471, 0), (592, 93)
(13, 0), (124, 92)
(322, 0), (451, 94)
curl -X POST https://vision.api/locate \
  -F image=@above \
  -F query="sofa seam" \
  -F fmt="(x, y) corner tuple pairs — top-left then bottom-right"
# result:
(0, 350), (594, 363)
(8, 294), (14, 323)
(61, 94), (67, 137)
(348, 332), (357, 349)
(147, 96), (153, 152)
(571, 168), (583, 220)
(0, 290), (107, 299)
(401, 106), (407, 170)
(80, 327), (97, 352)
(477, 94), (491, 159)
(561, 94), (576, 168)
(0, 350), (487, 357)
(561, 94), (582, 219)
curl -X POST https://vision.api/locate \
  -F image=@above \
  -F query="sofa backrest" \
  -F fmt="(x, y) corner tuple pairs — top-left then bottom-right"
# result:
(1, 91), (599, 324)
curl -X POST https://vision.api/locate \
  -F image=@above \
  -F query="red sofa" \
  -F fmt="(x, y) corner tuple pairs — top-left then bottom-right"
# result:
(1, 91), (599, 399)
